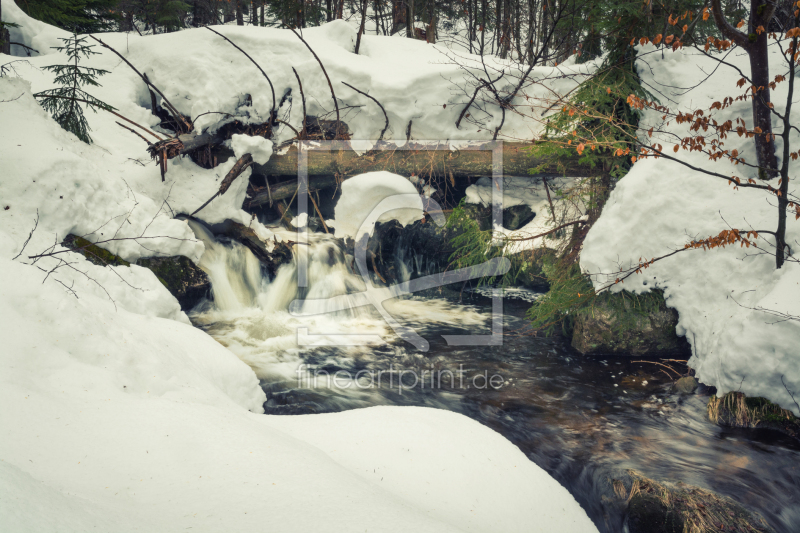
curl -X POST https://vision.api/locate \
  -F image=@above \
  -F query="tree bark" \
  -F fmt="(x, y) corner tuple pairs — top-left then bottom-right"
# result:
(355, 0), (369, 54)
(236, 0), (244, 25)
(247, 142), (596, 207)
(711, 0), (778, 178)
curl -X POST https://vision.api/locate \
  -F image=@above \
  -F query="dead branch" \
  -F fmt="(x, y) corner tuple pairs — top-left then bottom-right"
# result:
(191, 153), (254, 216)
(496, 219), (587, 242)
(292, 67), (307, 139)
(204, 26), (277, 125)
(116, 121), (152, 145)
(88, 35), (191, 133)
(276, 119), (301, 139)
(290, 28), (341, 139)
(9, 41), (39, 55)
(342, 81), (389, 140)
(33, 94), (163, 141)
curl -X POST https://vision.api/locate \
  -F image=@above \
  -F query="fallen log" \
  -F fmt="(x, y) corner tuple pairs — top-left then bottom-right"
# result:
(247, 142), (595, 207)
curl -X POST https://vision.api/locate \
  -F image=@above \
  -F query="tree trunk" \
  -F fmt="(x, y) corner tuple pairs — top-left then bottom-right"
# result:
(247, 142), (596, 207)
(236, 0), (244, 25)
(407, 0), (415, 37)
(355, 0), (369, 53)
(711, 0), (778, 178)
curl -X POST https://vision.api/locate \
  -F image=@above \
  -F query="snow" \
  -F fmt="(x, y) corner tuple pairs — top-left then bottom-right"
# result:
(4, 2), (596, 145)
(228, 133), (273, 165)
(0, 4), (598, 531)
(466, 175), (583, 252)
(580, 44), (800, 415)
(0, 258), (597, 533)
(331, 171), (424, 238)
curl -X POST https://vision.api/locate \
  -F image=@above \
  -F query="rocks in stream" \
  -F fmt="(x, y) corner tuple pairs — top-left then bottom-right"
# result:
(619, 471), (775, 533)
(672, 376), (698, 395)
(571, 289), (690, 358)
(134, 256), (210, 311)
(62, 234), (210, 311)
(707, 392), (800, 442)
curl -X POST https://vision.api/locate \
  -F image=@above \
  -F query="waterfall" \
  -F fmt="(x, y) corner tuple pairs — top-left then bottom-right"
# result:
(188, 220), (264, 311)
(187, 219), (367, 317)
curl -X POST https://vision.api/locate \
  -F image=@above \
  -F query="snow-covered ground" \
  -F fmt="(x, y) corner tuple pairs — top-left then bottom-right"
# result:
(1, 3), (598, 531)
(581, 43), (800, 415)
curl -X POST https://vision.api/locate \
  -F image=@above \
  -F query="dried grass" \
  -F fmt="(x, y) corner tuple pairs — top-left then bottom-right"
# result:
(617, 470), (774, 533)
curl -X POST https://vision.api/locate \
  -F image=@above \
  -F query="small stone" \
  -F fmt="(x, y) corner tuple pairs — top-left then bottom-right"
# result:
(673, 376), (698, 394)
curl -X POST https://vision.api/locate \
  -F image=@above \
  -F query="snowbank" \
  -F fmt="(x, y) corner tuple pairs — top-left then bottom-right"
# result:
(581, 44), (800, 414)
(466, 175), (583, 252)
(4, 2), (596, 145)
(0, 256), (597, 533)
(331, 171), (424, 238)
(0, 5), (599, 531)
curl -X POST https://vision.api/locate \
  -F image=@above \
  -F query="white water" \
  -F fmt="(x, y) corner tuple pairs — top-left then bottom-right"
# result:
(186, 220), (488, 382)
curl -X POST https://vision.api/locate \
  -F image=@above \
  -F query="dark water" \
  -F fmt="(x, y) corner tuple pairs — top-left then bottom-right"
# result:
(251, 294), (800, 533)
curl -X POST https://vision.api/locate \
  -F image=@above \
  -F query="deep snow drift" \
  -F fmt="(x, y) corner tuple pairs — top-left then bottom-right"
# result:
(581, 44), (800, 415)
(0, 3), (598, 531)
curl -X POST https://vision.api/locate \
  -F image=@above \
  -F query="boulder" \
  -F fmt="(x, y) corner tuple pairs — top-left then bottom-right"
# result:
(673, 376), (698, 394)
(135, 256), (210, 311)
(61, 234), (210, 311)
(571, 290), (690, 357)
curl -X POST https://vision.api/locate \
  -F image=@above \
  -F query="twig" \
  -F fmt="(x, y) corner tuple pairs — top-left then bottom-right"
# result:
(191, 153), (254, 216)
(308, 191), (329, 233)
(88, 35), (190, 132)
(116, 121), (152, 145)
(542, 177), (557, 225)
(292, 67), (307, 139)
(504, 219), (586, 242)
(276, 119), (301, 139)
(632, 360), (683, 377)
(9, 41), (38, 55)
(12, 210), (39, 260)
(782, 375), (800, 414)
(204, 27), (277, 125)
(32, 94), (163, 141)
(342, 81), (389, 140)
(290, 28), (340, 139)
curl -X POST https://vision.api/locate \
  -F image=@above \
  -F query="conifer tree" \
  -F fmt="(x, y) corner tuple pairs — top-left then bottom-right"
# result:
(34, 33), (115, 144)
(17, 0), (117, 32)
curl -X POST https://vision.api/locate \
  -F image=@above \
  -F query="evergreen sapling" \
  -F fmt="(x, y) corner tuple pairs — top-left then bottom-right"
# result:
(35, 33), (115, 144)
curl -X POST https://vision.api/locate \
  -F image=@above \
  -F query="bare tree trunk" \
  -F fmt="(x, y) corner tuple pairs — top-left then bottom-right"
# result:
(407, 0), (415, 37)
(467, 0), (473, 52)
(711, 0), (778, 178)
(355, 0), (369, 53)
(236, 0), (244, 25)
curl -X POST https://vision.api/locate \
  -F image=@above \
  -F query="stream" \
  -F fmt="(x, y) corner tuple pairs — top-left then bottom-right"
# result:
(187, 220), (800, 533)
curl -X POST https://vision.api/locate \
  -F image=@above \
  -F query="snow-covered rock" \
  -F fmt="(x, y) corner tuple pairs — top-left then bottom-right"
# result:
(581, 44), (800, 415)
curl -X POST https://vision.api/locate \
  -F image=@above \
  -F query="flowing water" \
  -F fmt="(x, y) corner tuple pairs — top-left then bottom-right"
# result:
(188, 221), (800, 533)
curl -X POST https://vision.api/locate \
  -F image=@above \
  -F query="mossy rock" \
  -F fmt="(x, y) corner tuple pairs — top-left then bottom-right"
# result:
(62, 235), (130, 267)
(506, 248), (555, 290)
(135, 256), (210, 311)
(571, 289), (690, 357)
(618, 471), (775, 533)
(62, 234), (210, 311)
(708, 392), (799, 441)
